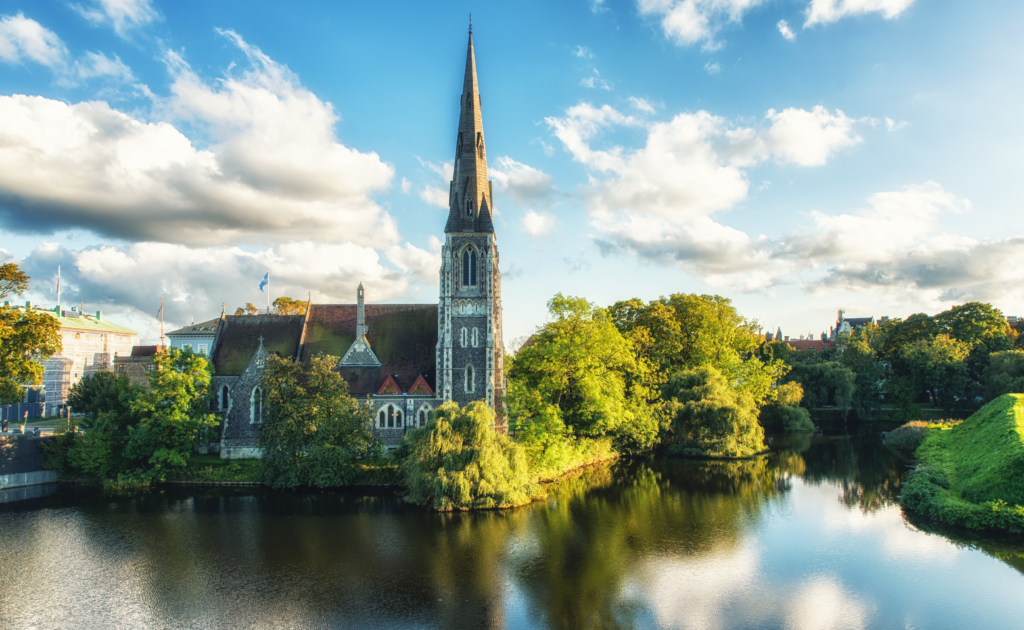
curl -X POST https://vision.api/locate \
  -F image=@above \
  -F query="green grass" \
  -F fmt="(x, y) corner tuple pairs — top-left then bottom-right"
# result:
(900, 394), (1024, 534)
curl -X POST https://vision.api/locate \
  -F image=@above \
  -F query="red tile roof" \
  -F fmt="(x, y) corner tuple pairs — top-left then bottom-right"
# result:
(786, 340), (835, 352)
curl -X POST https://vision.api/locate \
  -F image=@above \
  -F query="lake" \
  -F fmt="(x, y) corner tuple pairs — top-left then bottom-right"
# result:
(2, 436), (1023, 629)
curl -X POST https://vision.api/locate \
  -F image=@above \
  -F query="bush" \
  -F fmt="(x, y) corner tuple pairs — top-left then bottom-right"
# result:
(885, 421), (931, 457)
(780, 406), (815, 433)
(399, 401), (542, 510)
(663, 365), (765, 458)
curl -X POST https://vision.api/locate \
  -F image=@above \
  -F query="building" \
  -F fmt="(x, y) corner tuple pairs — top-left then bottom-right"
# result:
(208, 30), (505, 458)
(785, 339), (835, 352)
(832, 309), (875, 339)
(166, 317), (221, 356)
(113, 346), (163, 390)
(0, 302), (140, 416)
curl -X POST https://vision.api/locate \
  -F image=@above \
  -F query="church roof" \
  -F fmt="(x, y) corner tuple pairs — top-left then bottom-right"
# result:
(167, 318), (221, 337)
(211, 314), (304, 375)
(302, 304), (438, 395)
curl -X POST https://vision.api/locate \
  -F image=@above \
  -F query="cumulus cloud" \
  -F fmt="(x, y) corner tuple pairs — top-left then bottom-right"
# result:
(581, 70), (611, 91)
(628, 96), (656, 113)
(419, 185), (449, 209)
(521, 210), (557, 237)
(885, 117), (909, 132)
(386, 236), (442, 284)
(490, 157), (556, 206)
(777, 19), (796, 41)
(805, 0), (917, 27)
(15, 240), (408, 342)
(72, 50), (134, 82)
(70, 0), (160, 37)
(0, 13), (67, 67)
(0, 30), (397, 247)
(637, 0), (768, 49)
(400, 177), (412, 194)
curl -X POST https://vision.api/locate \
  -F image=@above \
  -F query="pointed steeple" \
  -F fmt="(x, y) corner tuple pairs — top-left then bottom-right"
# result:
(445, 29), (494, 234)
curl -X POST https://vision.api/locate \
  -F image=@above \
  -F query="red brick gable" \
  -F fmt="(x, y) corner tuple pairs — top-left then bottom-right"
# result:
(376, 375), (401, 396)
(408, 375), (433, 396)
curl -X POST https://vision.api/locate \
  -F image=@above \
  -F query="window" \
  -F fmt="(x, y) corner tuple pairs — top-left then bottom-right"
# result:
(471, 328), (479, 348)
(251, 387), (262, 423)
(198, 344), (208, 356)
(463, 251), (470, 285)
(378, 404), (404, 429)
(417, 404), (433, 427)
(466, 199), (473, 217)
(462, 249), (477, 287)
(470, 250), (477, 286)
(460, 327), (467, 348)
(220, 385), (230, 410)
(465, 364), (475, 393)
(75, 333), (81, 339)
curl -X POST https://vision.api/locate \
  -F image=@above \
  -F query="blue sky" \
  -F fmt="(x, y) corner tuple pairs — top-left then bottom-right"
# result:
(1, 0), (1022, 345)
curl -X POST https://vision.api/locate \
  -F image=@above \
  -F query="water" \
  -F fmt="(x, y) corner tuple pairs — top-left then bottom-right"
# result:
(2, 436), (1023, 629)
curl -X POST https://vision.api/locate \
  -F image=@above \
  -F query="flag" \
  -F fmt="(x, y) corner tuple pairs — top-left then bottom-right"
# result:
(154, 303), (162, 319)
(259, 272), (269, 293)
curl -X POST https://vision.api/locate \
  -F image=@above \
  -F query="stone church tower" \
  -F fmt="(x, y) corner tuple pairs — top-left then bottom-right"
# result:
(437, 30), (505, 414)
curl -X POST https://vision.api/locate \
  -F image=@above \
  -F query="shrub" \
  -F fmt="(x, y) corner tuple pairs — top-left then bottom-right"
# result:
(663, 365), (765, 458)
(780, 406), (815, 434)
(399, 401), (542, 510)
(886, 421), (931, 457)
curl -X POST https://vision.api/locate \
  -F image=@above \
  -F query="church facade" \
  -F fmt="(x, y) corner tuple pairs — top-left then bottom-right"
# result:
(203, 31), (505, 458)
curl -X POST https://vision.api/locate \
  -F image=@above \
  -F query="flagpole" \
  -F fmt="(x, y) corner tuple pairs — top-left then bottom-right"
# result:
(56, 265), (61, 314)
(267, 271), (271, 315)
(160, 295), (166, 347)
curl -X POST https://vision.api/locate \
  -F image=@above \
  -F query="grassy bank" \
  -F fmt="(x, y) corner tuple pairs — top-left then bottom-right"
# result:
(167, 454), (401, 486)
(899, 394), (1024, 534)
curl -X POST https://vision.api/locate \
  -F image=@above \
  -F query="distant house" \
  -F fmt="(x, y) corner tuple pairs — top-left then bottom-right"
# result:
(113, 346), (164, 390)
(0, 302), (140, 415)
(166, 317), (221, 356)
(785, 339), (835, 352)
(832, 310), (876, 339)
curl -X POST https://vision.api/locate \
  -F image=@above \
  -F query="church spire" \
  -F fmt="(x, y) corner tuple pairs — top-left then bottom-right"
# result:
(445, 29), (494, 233)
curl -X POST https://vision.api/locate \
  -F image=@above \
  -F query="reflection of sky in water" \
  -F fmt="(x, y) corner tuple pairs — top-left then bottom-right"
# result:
(2, 442), (1024, 629)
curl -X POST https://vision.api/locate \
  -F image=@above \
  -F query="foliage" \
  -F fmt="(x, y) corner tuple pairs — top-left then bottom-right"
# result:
(885, 419), (961, 458)
(0, 263), (62, 404)
(66, 371), (137, 423)
(662, 365), (765, 458)
(121, 347), (219, 483)
(235, 303), (260, 315)
(983, 350), (1024, 399)
(172, 458), (262, 483)
(787, 361), (855, 418)
(934, 302), (1013, 381)
(258, 353), (379, 488)
(897, 335), (972, 414)
(399, 401), (542, 510)
(272, 296), (308, 315)
(899, 394), (1024, 534)
(841, 328), (884, 420)
(506, 293), (658, 453)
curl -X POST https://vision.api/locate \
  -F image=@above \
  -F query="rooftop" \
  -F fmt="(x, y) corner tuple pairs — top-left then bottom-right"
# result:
(2, 303), (139, 335)
(167, 318), (221, 336)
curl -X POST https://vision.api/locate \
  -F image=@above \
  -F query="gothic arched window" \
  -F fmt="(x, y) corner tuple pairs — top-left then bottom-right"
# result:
(379, 410), (386, 428)
(378, 404), (403, 428)
(221, 385), (230, 410)
(465, 364), (475, 393)
(251, 387), (262, 424)
(460, 327), (467, 348)
(471, 327), (479, 348)
(470, 250), (477, 286)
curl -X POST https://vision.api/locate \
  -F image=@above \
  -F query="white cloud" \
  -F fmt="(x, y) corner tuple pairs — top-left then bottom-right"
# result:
(17, 240), (409, 342)
(805, 0), (916, 27)
(386, 237), (442, 284)
(777, 19), (796, 41)
(628, 96), (656, 113)
(591, 0), (609, 14)
(400, 177), (412, 194)
(0, 30), (396, 247)
(885, 117), (909, 132)
(522, 210), (557, 237)
(705, 61), (722, 75)
(761, 106), (862, 166)
(70, 0), (160, 37)
(416, 157), (453, 181)
(581, 70), (611, 91)
(419, 185), (449, 209)
(73, 50), (134, 82)
(490, 157), (556, 206)
(637, 0), (768, 49)
(574, 45), (594, 58)
(0, 13), (67, 67)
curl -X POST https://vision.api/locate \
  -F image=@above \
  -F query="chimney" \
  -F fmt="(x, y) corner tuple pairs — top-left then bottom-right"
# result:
(357, 282), (366, 338)
(95, 311), (102, 321)
(25, 300), (32, 309)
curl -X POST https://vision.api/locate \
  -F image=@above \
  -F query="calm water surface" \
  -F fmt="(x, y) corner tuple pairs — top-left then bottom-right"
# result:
(2, 436), (1023, 629)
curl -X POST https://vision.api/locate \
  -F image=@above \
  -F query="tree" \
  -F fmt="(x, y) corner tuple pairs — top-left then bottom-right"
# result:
(235, 303), (259, 315)
(258, 353), (377, 488)
(934, 302), (1013, 381)
(760, 381), (815, 433)
(506, 294), (659, 453)
(122, 348), (218, 482)
(983, 350), (1024, 399)
(841, 328), (884, 421)
(399, 401), (540, 510)
(0, 263), (62, 403)
(64, 372), (140, 479)
(900, 335), (972, 414)
(788, 361), (855, 419)
(662, 365), (765, 458)
(272, 296), (308, 315)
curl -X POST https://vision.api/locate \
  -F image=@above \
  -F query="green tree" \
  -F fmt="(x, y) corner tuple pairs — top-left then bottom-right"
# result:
(900, 335), (972, 414)
(258, 353), (377, 488)
(234, 303), (259, 315)
(272, 296), (308, 315)
(122, 347), (218, 482)
(663, 365), (765, 458)
(400, 400), (540, 510)
(841, 327), (884, 421)
(0, 263), (62, 403)
(983, 350), (1024, 398)
(934, 302), (1013, 381)
(65, 372), (141, 479)
(507, 294), (659, 452)
(760, 381), (815, 433)
(788, 361), (855, 420)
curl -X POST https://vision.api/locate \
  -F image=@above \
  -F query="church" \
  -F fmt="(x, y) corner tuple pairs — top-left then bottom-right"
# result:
(196, 31), (506, 458)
